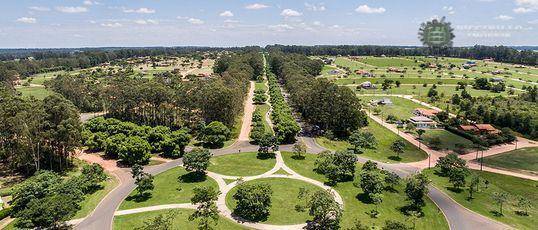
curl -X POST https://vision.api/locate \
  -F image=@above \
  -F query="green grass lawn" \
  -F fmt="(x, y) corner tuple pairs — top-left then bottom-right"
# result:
(114, 209), (248, 230)
(254, 104), (273, 134)
(119, 166), (217, 210)
(207, 152), (276, 176)
(423, 168), (538, 229)
(225, 177), (324, 225)
(336, 77), (473, 85)
(255, 81), (268, 92)
(421, 130), (474, 153)
(316, 117), (428, 163)
(481, 147), (538, 175)
(358, 96), (429, 120)
(74, 174), (119, 218)
(15, 86), (53, 100)
(281, 152), (448, 229)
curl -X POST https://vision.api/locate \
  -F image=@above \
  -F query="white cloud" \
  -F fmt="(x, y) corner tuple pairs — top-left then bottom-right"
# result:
(305, 2), (326, 12)
(83, 1), (100, 6)
(55, 6), (88, 13)
(219, 11), (234, 17)
(224, 19), (239, 23)
(245, 3), (269, 10)
(495, 14), (514, 20)
(312, 21), (323, 26)
(29, 6), (50, 12)
(123, 7), (155, 14)
(187, 18), (204, 25)
(268, 24), (294, 32)
(515, 0), (538, 7)
(101, 22), (122, 28)
(281, 9), (302, 17)
(528, 19), (538, 24)
(355, 5), (386, 14)
(134, 19), (158, 25)
(16, 17), (37, 24)
(513, 7), (535, 13)
(442, 6), (455, 15)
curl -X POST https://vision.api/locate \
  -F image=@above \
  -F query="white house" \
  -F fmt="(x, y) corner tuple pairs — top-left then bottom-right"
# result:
(409, 116), (437, 129)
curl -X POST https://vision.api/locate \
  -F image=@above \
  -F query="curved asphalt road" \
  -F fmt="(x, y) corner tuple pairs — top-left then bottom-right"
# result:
(76, 137), (509, 230)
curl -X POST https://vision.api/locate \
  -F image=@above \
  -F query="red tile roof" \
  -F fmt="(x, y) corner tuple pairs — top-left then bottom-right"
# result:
(415, 108), (439, 117)
(475, 124), (497, 131)
(459, 125), (477, 131)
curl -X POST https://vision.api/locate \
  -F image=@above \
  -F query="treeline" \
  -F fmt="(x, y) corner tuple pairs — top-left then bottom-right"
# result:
(0, 89), (82, 175)
(0, 46), (257, 87)
(268, 52), (368, 138)
(266, 45), (537, 66)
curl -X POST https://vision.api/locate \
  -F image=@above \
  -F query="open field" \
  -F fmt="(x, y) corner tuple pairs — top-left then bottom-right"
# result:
(424, 168), (538, 229)
(15, 86), (53, 99)
(114, 209), (248, 229)
(481, 147), (538, 175)
(225, 177), (324, 225)
(316, 117), (428, 163)
(118, 166), (218, 210)
(207, 152), (276, 176)
(281, 152), (449, 229)
(358, 96), (429, 120)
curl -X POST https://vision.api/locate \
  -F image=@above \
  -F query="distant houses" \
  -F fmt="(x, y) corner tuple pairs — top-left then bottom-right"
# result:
(462, 60), (477, 69)
(355, 69), (374, 77)
(387, 67), (404, 73)
(360, 81), (375, 89)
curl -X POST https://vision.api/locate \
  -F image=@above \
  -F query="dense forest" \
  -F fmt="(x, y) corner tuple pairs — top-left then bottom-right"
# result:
(48, 50), (262, 129)
(268, 51), (368, 138)
(266, 45), (537, 65)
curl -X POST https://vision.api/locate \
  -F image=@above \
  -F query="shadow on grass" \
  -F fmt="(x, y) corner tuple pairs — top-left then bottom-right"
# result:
(388, 155), (402, 161)
(398, 204), (425, 216)
(179, 172), (207, 183)
(291, 155), (306, 160)
(125, 192), (152, 203)
(356, 192), (373, 204)
(446, 187), (464, 193)
(490, 210), (504, 217)
(256, 152), (276, 160)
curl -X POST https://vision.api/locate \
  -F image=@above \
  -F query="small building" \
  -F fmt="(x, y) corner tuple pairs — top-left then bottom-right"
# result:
(361, 81), (373, 88)
(328, 69), (340, 75)
(490, 77), (504, 82)
(379, 98), (393, 105)
(475, 124), (501, 135)
(459, 125), (478, 133)
(413, 108), (439, 118)
(465, 61), (477, 66)
(409, 116), (437, 129)
(387, 67), (404, 73)
(491, 70), (503, 75)
(355, 69), (373, 77)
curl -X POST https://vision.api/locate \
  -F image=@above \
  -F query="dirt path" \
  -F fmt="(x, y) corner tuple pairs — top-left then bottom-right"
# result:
(238, 81), (256, 141)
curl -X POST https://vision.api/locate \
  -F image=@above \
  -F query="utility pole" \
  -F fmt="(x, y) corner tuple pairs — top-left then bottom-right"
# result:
(428, 153), (431, 169)
(480, 149), (484, 171)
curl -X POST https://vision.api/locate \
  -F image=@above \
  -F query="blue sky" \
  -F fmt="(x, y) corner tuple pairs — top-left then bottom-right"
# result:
(0, 0), (537, 48)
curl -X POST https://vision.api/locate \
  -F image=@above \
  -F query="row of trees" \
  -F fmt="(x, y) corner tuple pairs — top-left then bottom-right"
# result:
(266, 68), (301, 143)
(266, 45), (537, 65)
(0, 89), (82, 175)
(268, 51), (368, 138)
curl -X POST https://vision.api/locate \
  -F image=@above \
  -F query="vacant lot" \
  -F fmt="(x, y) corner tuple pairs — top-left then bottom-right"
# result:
(421, 130), (474, 153)
(481, 147), (538, 175)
